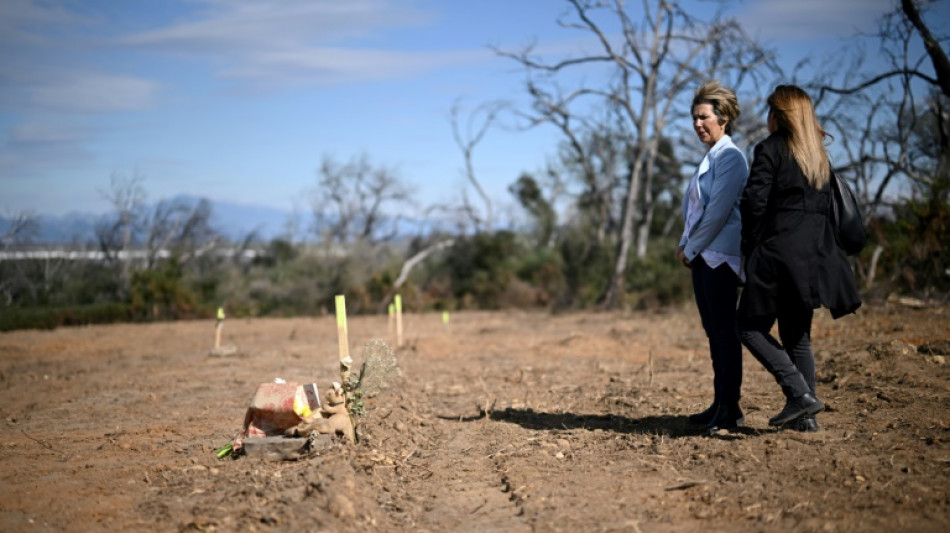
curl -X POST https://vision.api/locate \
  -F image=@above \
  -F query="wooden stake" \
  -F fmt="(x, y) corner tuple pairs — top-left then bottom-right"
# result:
(334, 295), (352, 396)
(213, 307), (225, 349)
(395, 294), (404, 348)
(388, 302), (395, 335)
(648, 349), (654, 386)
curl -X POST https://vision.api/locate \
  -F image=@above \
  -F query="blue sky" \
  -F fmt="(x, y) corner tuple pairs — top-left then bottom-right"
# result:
(0, 0), (920, 219)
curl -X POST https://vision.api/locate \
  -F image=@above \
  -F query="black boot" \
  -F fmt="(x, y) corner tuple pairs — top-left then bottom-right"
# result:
(790, 415), (820, 432)
(769, 393), (824, 426)
(707, 403), (744, 433)
(687, 402), (719, 425)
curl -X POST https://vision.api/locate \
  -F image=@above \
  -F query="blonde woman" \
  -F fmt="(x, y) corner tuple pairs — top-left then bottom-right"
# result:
(738, 85), (861, 432)
(678, 81), (748, 433)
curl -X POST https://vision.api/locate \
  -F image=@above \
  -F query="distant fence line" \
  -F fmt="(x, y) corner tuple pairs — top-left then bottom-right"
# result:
(0, 248), (261, 262)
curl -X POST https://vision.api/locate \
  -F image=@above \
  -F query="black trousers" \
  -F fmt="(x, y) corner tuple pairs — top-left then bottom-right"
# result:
(691, 257), (742, 405)
(737, 298), (815, 400)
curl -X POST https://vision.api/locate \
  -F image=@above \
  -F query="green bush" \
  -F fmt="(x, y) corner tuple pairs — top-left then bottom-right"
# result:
(445, 231), (523, 309)
(514, 246), (565, 307)
(0, 303), (134, 331)
(623, 237), (692, 310)
(866, 194), (950, 298)
(129, 260), (198, 320)
(556, 229), (612, 309)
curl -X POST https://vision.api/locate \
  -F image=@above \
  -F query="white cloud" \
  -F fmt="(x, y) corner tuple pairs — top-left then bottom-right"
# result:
(0, 0), (84, 48)
(8, 122), (92, 144)
(1, 1), (160, 115)
(0, 121), (96, 178)
(118, 0), (485, 88)
(736, 0), (894, 40)
(28, 72), (161, 114)
(222, 46), (488, 87)
(124, 0), (430, 49)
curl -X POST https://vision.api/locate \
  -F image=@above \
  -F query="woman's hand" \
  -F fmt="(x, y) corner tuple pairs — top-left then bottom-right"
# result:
(676, 245), (691, 269)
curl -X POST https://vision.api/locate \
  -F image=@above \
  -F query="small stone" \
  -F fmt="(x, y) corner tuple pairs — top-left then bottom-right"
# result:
(555, 439), (570, 449)
(328, 494), (356, 519)
(932, 356), (946, 365)
(241, 436), (307, 461)
(867, 340), (915, 359)
(918, 340), (950, 355)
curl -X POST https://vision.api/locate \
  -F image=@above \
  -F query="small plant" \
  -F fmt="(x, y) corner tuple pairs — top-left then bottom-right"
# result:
(215, 443), (234, 459)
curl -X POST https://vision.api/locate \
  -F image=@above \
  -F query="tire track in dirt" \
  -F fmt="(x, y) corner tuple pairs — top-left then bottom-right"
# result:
(411, 420), (529, 532)
(362, 356), (532, 532)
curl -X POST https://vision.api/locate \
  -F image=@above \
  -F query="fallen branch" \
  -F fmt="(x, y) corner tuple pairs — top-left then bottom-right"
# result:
(665, 480), (708, 491)
(22, 430), (65, 456)
(379, 239), (454, 312)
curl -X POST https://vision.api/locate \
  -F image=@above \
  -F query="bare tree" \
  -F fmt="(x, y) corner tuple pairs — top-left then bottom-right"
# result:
(807, 0), (949, 290)
(450, 99), (508, 233)
(310, 153), (410, 245)
(814, 0), (950, 194)
(0, 210), (38, 250)
(901, 0), (950, 98)
(498, 0), (775, 308)
(512, 86), (626, 246)
(144, 197), (218, 268)
(898, 0), (950, 183)
(96, 171), (148, 296)
(0, 211), (40, 305)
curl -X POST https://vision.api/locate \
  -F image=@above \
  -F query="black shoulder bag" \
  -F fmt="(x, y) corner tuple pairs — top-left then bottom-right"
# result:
(829, 168), (868, 256)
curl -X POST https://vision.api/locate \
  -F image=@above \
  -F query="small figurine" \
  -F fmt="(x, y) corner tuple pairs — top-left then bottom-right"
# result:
(285, 382), (354, 442)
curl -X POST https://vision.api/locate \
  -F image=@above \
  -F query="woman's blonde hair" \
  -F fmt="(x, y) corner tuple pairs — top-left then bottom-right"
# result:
(692, 81), (740, 135)
(767, 85), (830, 188)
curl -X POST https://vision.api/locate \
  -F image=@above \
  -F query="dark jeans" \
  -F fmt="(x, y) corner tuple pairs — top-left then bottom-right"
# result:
(691, 257), (742, 405)
(737, 300), (815, 400)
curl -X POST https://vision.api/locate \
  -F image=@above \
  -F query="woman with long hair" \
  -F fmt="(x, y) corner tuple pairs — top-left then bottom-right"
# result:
(738, 85), (861, 431)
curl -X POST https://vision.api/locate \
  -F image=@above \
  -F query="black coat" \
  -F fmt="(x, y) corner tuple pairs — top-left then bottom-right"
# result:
(739, 132), (861, 319)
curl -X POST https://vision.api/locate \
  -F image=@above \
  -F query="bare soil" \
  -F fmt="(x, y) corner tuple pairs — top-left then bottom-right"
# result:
(1, 302), (948, 532)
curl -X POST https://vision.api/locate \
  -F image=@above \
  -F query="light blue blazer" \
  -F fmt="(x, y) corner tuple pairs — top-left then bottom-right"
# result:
(679, 135), (748, 263)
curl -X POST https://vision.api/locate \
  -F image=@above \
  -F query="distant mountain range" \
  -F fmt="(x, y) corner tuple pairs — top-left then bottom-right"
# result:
(207, 198), (296, 242)
(2, 195), (437, 246)
(2, 195), (294, 245)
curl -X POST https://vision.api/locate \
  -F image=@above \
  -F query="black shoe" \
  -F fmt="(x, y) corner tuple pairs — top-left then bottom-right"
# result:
(687, 402), (719, 425)
(769, 393), (824, 426)
(791, 416), (820, 432)
(707, 403), (744, 433)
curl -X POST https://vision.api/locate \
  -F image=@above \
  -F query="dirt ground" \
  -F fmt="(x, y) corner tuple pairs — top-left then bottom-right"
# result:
(1, 300), (948, 532)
